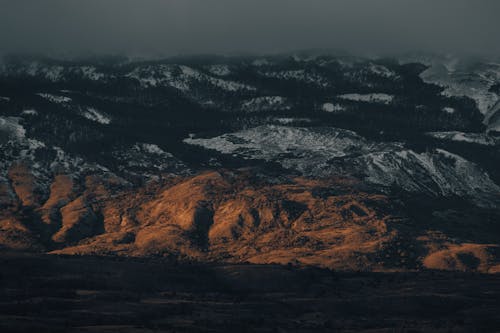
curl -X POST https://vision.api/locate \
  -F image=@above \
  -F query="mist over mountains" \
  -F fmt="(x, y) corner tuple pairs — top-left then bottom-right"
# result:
(1, 0), (500, 56)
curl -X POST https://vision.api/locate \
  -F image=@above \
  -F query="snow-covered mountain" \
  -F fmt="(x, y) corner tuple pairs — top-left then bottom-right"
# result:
(185, 125), (500, 207)
(1, 52), (500, 272)
(399, 54), (500, 134)
(1, 53), (499, 202)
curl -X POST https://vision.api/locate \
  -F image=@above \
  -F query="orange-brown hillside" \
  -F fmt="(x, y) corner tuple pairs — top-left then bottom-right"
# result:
(1, 163), (499, 273)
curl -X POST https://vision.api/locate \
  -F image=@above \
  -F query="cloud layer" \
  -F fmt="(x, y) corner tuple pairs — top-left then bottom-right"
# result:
(0, 0), (498, 56)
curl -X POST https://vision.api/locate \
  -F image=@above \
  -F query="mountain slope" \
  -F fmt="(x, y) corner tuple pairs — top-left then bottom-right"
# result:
(1, 53), (500, 273)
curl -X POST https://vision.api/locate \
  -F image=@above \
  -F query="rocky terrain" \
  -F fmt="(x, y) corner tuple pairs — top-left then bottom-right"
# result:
(1, 52), (500, 273)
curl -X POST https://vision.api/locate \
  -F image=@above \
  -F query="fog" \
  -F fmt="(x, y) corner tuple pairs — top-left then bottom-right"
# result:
(0, 0), (499, 57)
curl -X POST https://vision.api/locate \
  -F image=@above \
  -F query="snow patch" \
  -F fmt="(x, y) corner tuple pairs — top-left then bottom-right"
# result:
(0, 117), (26, 141)
(488, 120), (500, 133)
(36, 93), (72, 104)
(138, 143), (170, 156)
(25, 62), (64, 81)
(110, 143), (188, 178)
(427, 131), (499, 146)
(206, 64), (231, 76)
(259, 69), (329, 88)
(127, 64), (255, 92)
(273, 118), (312, 124)
(22, 109), (38, 116)
(80, 66), (106, 81)
(184, 125), (376, 162)
(367, 63), (398, 79)
(338, 93), (394, 104)
(241, 96), (290, 112)
(419, 59), (500, 116)
(184, 125), (500, 207)
(0, 117), (46, 162)
(322, 103), (345, 113)
(81, 107), (111, 125)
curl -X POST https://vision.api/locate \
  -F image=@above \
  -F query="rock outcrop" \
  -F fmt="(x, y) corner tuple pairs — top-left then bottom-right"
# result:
(1, 164), (498, 273)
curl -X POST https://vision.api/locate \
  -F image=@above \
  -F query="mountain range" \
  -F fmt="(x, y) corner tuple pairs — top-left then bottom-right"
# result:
(1, 52), (499, 273)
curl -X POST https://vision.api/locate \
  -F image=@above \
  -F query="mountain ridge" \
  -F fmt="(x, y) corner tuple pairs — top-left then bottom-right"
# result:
(1, 53), (499, 273)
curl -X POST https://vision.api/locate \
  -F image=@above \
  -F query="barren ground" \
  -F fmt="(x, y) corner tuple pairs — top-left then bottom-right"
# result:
(1, 252), (499, 332)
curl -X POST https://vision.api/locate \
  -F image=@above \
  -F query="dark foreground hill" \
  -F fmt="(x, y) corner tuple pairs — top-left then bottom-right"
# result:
(1, 252), (499, 333)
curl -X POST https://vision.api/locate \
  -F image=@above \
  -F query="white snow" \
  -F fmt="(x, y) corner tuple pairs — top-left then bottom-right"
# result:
(322, 103), (345, 112)
(22, 109), (38, 116)
(27, 139), (45, 150)
(241, 96), (290, 112)
(0, 117), (26, 140)
(81, 107), (111, 125)
(184, 125), (380, 163)
(80, 66), (106, 81)
(184, 125), (500, 207)
(367, 63), (398, 79)
(127, 64), (255, 92)
(488, 120), (500, 133)
(338, 93), (394, 104)
(0, 117), (45, 161)
(274, 118), (312, 124)
(36, 93), (72, 104)
(49, 146), (107, 174)
(138, 143), (170, 156)
(25, 62), (64, 81)
(426, 131), (499, 146)
(109, 142), (188, 178)
(442, 107), (455, 114)
(0, 96), (10, 102)
(206, 64), (231, 76)
(418, 58), (500, 117)
(259, 69), (330, 88)
(1, 61), (109, 83)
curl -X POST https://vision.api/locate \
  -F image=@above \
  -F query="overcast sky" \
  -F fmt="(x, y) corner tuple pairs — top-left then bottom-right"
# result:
(0, 0), (499, 57)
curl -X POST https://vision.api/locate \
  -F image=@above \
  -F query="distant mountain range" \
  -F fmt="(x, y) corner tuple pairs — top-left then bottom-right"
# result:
(1, 53), (499, 272)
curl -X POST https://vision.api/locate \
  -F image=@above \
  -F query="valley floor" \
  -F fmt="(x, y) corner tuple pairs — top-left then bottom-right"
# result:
(1, 252), (499, 332)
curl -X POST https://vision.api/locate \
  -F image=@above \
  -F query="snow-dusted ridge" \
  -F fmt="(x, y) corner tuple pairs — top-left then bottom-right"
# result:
(22, 109), (38, 116)
(36, 93), (72, 104)
(184, 125), (500, 207)
(206, 64), (231, 76)
(241, 96), (290, 112)
(273, 118), (312, 125)
(111, 143), (190, 179)
(127, 64), (256, 92)
(426, 131), (499, 146)
(410, 56), (500, 129)
(258, 69), (330, 88)
(81, 108), (111, 125)
(0, 116), (109, 179)
(367, 63), (399, 79)
(0, 61), (108, 82)
(0, 116), (27, 141)
(338, 93), (394, 104)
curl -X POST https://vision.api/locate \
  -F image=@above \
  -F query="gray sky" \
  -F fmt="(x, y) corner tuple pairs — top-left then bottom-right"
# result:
(0, 0), (499, 56)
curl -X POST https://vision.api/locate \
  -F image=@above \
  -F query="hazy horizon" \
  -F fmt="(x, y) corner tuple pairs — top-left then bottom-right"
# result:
(0, 0), (499, 57)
